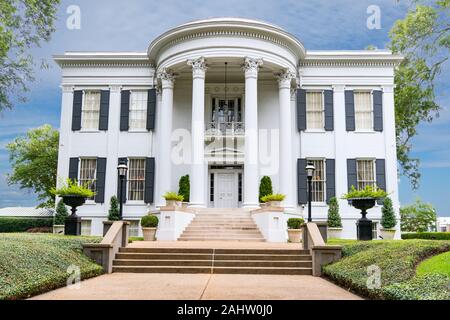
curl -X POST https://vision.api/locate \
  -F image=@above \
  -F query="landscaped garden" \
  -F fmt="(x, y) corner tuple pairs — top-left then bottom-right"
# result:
(0, 233), (102, 300)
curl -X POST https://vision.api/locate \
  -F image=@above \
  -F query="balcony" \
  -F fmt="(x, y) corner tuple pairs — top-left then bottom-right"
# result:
(205, 122), (245, 138)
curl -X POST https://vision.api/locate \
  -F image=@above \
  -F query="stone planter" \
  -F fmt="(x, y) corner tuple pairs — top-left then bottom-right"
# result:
(142, 227), (157, 241)
(53, 225), (65, 235)
(327, 227), (343, 239)
(380, 228), (396, 240)
(267, 201), (281, 207)
(62, 195), (86, 236)
(165, 200), (182, 207)
(287, 229), (302, 243)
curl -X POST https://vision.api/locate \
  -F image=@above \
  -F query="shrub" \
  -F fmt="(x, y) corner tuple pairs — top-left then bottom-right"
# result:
(261, 193), (285, 202)
(162, 192), (184, 202)
(50, 178), (95, 198)
(0, 217), (53, 233)
(381, 197), (397, 229)
(383, 274), (450, 300)
(287, 218), (305, 229)
(342, 185), (387, 199)
(400, 199), (437, 232)
(108, 196), (120, 221)
(327, 197), (342, 228)
(401, 232), (450, 240)
(178, 175), (190, 203)
(141, 215), (158, 228)
(54, 199), (69, 225)
(259, 176), (273, 202)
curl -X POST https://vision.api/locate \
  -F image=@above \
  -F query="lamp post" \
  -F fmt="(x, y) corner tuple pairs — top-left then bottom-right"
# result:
(306, 162), (316, 222)
(117, 162), (128, 221)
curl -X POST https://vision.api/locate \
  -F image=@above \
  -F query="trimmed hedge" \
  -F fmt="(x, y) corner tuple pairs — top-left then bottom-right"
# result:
(402, 232), (450, 240)
(0, 217), (53, 233)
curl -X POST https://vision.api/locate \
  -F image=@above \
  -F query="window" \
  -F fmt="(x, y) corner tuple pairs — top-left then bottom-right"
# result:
(308, 159), (325, 202)
(127, 220), (140, 237)
(128, 159), (146, 201)
(79, 158), (97, 200)
(372, 222), (378, 240)
(81, 220), (92, 236)
(354, 91), (373, 130)
(306, 91), (324, 129)
(129, 91), (148, 129)
(357, 159), (376, 190)
(81, 91), (101, 129)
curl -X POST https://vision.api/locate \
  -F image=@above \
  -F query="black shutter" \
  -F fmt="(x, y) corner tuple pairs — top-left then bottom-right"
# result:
(94, 158), (107, 203)
(324, 90), (334, 131)
(120, 90), (130, 131)
(146, 89), (156, 131)
(376, 159), (386, 205)
(347, 159), (357, 191)
(99, 90), (110, 131)
(345, 90), (355, 131)
(296, 89), (306, 131)
(144, 157), (155, 204)
(373, 90), (383, 132)
(72, 91), (83, 131)
(68, 158), (79, 181)
(117, 157), (128, 201)
(326, 159), (336, 202)
(297, 159), (307, 204)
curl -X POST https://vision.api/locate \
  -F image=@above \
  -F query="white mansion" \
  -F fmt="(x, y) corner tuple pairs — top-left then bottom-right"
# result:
(54, 18), (402, 238)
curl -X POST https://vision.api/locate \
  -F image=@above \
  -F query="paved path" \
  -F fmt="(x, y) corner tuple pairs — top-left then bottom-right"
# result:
(30, 273), (361, 300)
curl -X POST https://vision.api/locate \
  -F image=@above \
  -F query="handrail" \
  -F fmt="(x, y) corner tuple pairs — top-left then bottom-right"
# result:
(205, 121), (245, 136)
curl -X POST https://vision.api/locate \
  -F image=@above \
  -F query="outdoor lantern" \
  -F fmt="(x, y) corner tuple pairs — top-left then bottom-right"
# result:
(306, 163), (316, 178)
(117, 162), (128, 220)
(118, 163), (128, 177)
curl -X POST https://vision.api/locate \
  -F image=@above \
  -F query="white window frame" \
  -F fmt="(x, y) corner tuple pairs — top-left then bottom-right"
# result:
(81, 219), (92, 236)
(128, 90), (148, 131)
(78, 158), (97, 202)
(306, 158), (327, 204)
(80, 90), (101, 131)
(354, 90), (374, 132)
(356, 158), (376, 190)
(127, 158), (146, 203)
(305, 90), (325, 131)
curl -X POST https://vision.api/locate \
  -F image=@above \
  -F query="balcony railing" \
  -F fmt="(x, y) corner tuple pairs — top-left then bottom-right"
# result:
(205, 122), (245, 137)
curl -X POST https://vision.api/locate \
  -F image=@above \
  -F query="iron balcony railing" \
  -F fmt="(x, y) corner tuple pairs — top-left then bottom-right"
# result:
(205, 122), (245, 137)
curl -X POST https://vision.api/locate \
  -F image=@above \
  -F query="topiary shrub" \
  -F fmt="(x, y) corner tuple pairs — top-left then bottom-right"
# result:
(178, 175), (190, 202)
(327, 197), (342, 228)
(141, 215), (159, 228)
(108, 196), (120, 221)
(54, 199), (69, 225)
(381, 196), (397, 229)
(287, 218), (305, 229)
(259, 176), (273, 202)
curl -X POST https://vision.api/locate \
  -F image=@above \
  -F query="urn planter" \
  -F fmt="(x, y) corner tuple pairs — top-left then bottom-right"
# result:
(142, 227), (157, 241)
(53, 225), (65, 235)
(349, 197), (376, 241)
(267, 201), (281, 207)
(62, 195), (86, 236)
(380, 228), (396, 240)
(327, 227), (343, 239)
(166, 200), (182, 207)
(287, 229), (302, 243)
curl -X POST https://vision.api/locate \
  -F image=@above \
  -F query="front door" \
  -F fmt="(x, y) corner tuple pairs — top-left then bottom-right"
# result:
(214, 172), (238, 208)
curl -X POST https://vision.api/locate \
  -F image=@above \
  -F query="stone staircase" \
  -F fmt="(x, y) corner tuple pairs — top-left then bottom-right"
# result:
(112, 247), (313, 275)
(178, 208), (265, 242)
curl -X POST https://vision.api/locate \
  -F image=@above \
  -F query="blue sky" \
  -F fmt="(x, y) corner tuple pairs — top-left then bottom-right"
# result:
(0, 0), (449, 216)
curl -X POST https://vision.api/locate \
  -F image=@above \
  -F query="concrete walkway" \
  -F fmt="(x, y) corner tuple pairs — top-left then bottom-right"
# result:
(30, 273), (361, 300)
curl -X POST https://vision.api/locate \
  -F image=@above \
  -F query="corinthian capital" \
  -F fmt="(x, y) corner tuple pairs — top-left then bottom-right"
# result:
(275, 69), (296, 89)
(187, 57), (208, 72)
(157, 68), (177, 88)
(242, 57), (263, 74)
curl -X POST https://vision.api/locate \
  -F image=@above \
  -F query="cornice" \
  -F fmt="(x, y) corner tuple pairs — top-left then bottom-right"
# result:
(299, 60), (400, 67)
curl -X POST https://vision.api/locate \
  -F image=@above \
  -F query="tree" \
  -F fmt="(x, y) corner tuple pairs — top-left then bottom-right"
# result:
(0, 0), (61, 112)
(327, 197), (342, 228)
(381, 197), (397, 229)
(389, 0), (449, 189)
(6, 124), (59, 208)
(178, 175), (190, 202)
(259, 176), (273, 202)
(54, 199), (68, 225)
(400, 199), (437, 232)
(108, 196), (120, 221)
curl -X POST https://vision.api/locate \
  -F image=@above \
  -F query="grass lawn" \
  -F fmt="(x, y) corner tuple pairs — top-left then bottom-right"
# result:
(0, 233), (102, 300)
(416, 251), (450, 276)
(324, 239), (450, 300)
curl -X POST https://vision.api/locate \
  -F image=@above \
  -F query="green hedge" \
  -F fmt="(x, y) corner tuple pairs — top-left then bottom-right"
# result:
(401, 232), (450, 240)
(0, 217), (53, 233)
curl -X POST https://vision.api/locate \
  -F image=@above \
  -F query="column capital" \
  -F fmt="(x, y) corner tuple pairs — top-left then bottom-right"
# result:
(275, 69), (296, 89)
(332, 85), (346, 93)
(242, 57), (263, 78)
(382, 85), (394, 93)
(157, 68), (177, 89)
(187, 57), (207, 78)
(61, 85), (74, 93)
(109, 85), (122, 93)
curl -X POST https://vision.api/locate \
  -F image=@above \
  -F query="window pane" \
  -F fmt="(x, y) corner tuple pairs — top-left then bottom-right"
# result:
(81, 220), (91, 236)
(128, 159), (146, 201)
(129, 91), (148, 129)
(355, 92), (372, 130)
(308, 159), (325, 202)
(306, 92), (324, 129)
(81, 91), (101, 129)
(357, 159), (375, 190)
(79, 159), (97, 200)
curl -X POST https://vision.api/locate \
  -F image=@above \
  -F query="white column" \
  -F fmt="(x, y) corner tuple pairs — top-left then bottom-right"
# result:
(242, 57), (263, 208)
(156, 69), (176, 205)
(276, 69), (296, 209)
(333, 85), (347, 200)
(187, 57), (207, 207)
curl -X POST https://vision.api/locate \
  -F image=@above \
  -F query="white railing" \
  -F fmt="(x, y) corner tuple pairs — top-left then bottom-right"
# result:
(205, 122), (245, 137)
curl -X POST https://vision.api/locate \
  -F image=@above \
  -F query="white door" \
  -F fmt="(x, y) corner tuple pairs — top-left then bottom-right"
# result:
(214, 173), (238, 208)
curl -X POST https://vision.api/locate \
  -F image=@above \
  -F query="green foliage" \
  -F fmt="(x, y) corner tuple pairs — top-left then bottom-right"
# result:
(416, 251), (450, 277)
(287, 218), (305, 229)
(178, 175), (190, 202)
(342, 185), (387, 199)
(6, 125), (59, 208)
(261, 193), (285, 202)
(0, 233), (102, 300)
(108, 196), (120, 221)
(141, 215), (159, 228)
(400, 199), (437, 232)
(0, 217), (53, 233)
(128, 237), (144, 243)
(54, 199), (68, 225)
(259, 176), (273, 202)
(389, 1), (449, 189)
(383, 274), (449, 300)
(327, 197), (342, 228)
(162, 192), (184, 202)
(50, 178), (95, 198)
(401, 232), (450, 240)
(381, 197), (397, 229)
(0, 0), (61, 111)
(323, 239), (450, 300)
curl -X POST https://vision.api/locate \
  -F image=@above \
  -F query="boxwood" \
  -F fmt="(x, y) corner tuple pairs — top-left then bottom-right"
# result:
(0, 217), (53, 233)
(401, 232), (450, 240)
